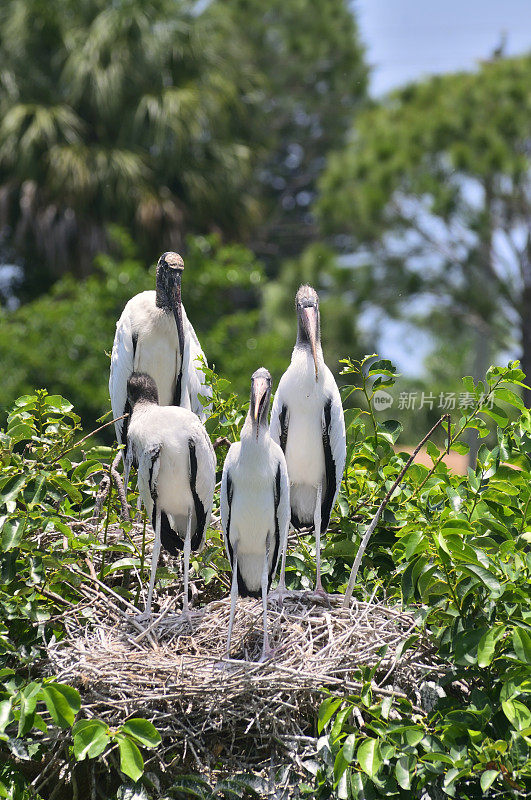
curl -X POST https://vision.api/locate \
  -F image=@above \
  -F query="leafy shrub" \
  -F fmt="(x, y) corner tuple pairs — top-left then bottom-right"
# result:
(0, 359), (530, 798)
(306, 360), (531, 798)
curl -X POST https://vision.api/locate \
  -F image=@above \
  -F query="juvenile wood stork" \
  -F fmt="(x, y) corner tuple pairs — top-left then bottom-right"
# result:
(125, 372), (216, 621)
(220, 368), (290, 661)
(109, 251), (211, 455)
(270, 285), (346, 600)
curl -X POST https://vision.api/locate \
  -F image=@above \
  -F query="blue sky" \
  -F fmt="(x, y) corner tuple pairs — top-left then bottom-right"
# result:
(355, 0), (531, 96)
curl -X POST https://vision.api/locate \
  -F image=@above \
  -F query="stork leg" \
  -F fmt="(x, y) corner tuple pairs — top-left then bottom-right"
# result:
(143, 505), (161, 620)
(269, 524), (290, 605)
(259, 533), (274, 662)
(123, 448), (133, 499)
(182, 507), (192, 623)
(314, 482), (323, 591)
(308, 482), (329, 605)
(111, 451), (130, 523)
(226, 541), (239, 659)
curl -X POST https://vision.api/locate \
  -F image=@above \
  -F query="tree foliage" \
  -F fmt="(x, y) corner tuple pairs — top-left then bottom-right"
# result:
(0, 0), (368, 300)
(318, 54), (531, 403)
(227, 0), (368, 264)
(0, 0), (260, 296)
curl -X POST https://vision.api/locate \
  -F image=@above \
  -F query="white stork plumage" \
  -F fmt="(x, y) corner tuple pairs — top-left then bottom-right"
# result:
(109, 251), (212, 456)
(270, 285), (346, 600)
(220, 368), (290, 661)
(125, 372), (216, 620)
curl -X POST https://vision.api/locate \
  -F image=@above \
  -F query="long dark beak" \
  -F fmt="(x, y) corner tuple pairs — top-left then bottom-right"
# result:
(302, 306), (319, 381)
(252, 377), (269, 439)
(170, 272), (185, 361)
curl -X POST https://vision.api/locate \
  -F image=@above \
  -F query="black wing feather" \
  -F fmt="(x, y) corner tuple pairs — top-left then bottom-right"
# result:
(320, 398), (337, 533)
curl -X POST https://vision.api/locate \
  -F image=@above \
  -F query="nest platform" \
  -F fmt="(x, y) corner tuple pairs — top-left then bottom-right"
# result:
(46, 585), (438, 774)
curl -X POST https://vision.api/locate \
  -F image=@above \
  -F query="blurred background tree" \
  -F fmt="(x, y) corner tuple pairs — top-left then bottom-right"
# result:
(225, 0), (368, 267)
(318, 54), (531, 407)
(0, 0), (261, 299)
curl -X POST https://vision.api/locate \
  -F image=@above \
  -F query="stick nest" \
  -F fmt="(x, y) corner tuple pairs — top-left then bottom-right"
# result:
(46, 562), (438, 773)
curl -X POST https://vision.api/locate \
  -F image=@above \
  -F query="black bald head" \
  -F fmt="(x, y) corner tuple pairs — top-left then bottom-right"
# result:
(155, 251), (184, 316)
(157, 251), (184, 272)
(127, 373), (159, 407)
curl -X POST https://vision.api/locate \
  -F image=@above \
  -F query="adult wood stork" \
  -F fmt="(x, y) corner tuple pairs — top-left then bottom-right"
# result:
(270, 285), (346, 600)
(220, 368), (290, 661)
(125, 372), (216, 621)
(109, 251), (211, 455)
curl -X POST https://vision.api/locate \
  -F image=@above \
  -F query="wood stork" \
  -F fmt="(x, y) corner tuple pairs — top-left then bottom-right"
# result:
(220, 368), (290, 661)
(125, 372), (216, 621)
(109, 251), (212, 456)
(270, 285), (346, 600)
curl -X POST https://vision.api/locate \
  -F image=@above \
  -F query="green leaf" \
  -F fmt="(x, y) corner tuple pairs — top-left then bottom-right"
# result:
(401, 531), (426, 560)
(450, 440), (470, 455)
(330, 706), (351, 744)
(28, 473), (47, 508)
(368, 359), (397, 377)
(334, 747), (349, 786)
(318, 698), (342, 734)
(502, 699), (531, 731)
(18, 683), (41, 738)
(73, 720), (109, 760)
(39, 684), (81, 729)
(1, 518), (25, 550)
(44, 395), (73, 412)
(513, 628), (531, 664)
(118, 735), (144, 782)
(478, 626), (505, 667)
(421, 751), (454, 764)
(49, 475), (82, 504)
(492, 387), (525, 410)
(480, 770), (499, 792)
(71, 461), (103, 481)
(5, 423), (34, 443)
(0, 475), (26, 505)
(460, 563), (502, 596)
(322, 540), (357, 558)
(395, 634), (419, 660)
(0, 700), (13, 734)
(378, 419), (402, 443)
(121, 718), (161, 748)
(481, 404), (508, 428)
(102, 558), (142, 577)
(342, 733), (356, 763)
(462, 376), (476, 394)
(169, 775), (212, 799)
(357, 738), (382, 778)
(395, 755), (414, 790)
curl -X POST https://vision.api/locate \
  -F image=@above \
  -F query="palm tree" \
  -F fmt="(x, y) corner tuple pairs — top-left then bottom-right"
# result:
(0, 0), (260, 294)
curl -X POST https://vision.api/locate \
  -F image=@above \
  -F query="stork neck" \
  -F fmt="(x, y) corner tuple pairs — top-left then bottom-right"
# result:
(155, 275), (175, 313)
(129, 398), (156, 420)
(292, 339), (324, 365)
(241, 414), (269, 446)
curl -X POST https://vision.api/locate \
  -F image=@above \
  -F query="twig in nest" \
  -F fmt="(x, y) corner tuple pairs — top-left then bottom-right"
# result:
(50, 414), (129, 464)
(110, 451), (130, 523)
(93, 472), (111, 522)
(343, 414), (451, 607)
